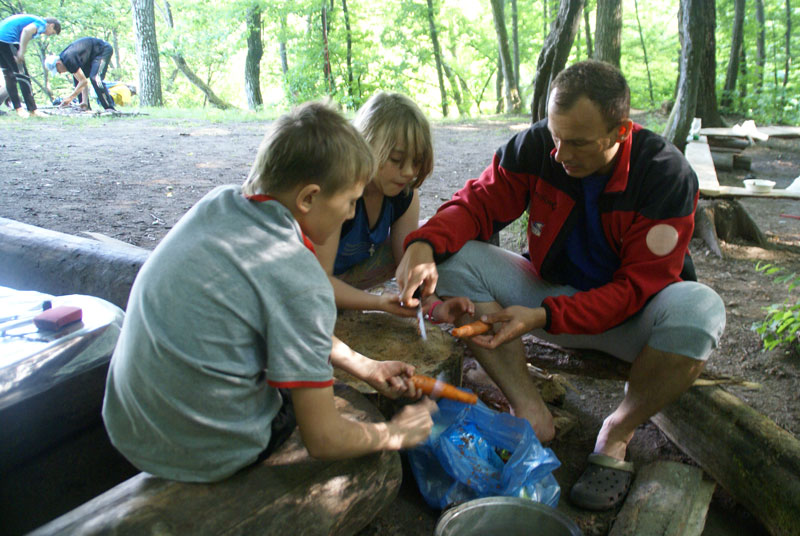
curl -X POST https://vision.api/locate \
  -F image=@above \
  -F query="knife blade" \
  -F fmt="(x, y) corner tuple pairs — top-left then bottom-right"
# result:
(413, 287), (427, 341)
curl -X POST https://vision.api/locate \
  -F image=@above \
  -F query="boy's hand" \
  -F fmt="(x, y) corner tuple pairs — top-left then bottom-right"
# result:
(387, 398), (437, 449)
(376, 292), (418, 318)
(365, 360), (418, 399)
(431, 296), (475, 324)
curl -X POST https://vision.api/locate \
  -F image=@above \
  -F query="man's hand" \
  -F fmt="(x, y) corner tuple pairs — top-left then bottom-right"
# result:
(396, 241), (437, 308)
(363, 359), (419, 400)
(469, 305), (547, 349)
(58, 99), (70, 108)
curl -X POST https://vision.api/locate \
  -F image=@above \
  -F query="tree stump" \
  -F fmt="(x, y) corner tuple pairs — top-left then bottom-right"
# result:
(693, 198), (770, 257)
(29, 383), (402, 536)
(334, 310), (464, 415)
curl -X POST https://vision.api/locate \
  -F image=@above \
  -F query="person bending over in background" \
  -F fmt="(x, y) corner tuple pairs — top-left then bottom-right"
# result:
(0, 13), (60, 117)
(45, 37), (116, 111)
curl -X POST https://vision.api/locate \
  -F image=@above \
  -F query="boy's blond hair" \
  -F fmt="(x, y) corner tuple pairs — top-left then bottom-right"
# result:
(353, 92), (433, 191)
(243, 101), (375, 197)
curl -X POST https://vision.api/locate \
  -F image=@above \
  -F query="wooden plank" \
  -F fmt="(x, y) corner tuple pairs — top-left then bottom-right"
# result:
(29, 383), (403, 536)
(684, 139), (721, 193)
(699, 125), (800, 138)
(609, 461), (715, 536)
(651, 385), (800, 536)
(700, 185), (800, 199)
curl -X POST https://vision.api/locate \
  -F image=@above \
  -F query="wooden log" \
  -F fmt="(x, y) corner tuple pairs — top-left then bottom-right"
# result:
(652, 386), (800, 536)
(29, 383), (402, 536)
(609, 461), (715, 536)
(0, 217), (149, 310)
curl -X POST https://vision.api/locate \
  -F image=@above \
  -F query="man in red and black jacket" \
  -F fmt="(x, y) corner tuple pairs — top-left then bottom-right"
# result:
(397, 60), (725, 511)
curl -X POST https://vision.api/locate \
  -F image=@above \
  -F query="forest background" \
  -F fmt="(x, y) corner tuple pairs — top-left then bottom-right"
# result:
(2, 0), (797, 129)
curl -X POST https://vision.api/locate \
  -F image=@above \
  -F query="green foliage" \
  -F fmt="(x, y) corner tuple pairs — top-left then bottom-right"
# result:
(752, 262), (800, 354)
(7, 0), (799, 121)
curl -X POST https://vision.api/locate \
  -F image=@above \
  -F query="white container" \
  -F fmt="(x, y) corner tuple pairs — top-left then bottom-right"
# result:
(743, 179), (776, 194)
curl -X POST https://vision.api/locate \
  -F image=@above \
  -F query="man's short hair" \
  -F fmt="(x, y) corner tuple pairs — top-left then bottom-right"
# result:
(45, 18), (61, 35)
(242, 101), (375, 197)
(550, 60), (630, 129)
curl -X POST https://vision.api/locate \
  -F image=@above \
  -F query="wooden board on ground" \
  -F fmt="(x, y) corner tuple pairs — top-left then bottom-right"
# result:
(608, 461), (715, 536)
(685, 140), (800, 198)
(699, 125), (800, 138)
(29, 383), (402, 536)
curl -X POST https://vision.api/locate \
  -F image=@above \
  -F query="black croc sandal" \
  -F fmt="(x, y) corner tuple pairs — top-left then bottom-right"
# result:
(569, 453), (634, 511)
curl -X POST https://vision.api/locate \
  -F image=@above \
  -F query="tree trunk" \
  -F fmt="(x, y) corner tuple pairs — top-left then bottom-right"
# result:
(583, 1), (593, 59)
(443, 61), (468, 116)
(279, 14), (289, 76)
(530, 0), (584, 122)
(321, 4), (333, 95)
(244, 4), (263, 110)
(739, 46), (748, 102)
(112, 29), (121, 69)
(631, 0), (654, 107)
(160, 1), (233, 110)
(663, 0), (705, 153)
(721, 0), (745, 109)
(755, 0), (766, 92)
(594, 0), (622, 69)
(426, 0), (449, 117)
(694, 0), (725, 128)
(131, 0), (163, 106)
(490, 0), (521, 113)
(511, 0), (520, 88)
(342, 0), (355, 107)
(784, 0), (791, 88)
(495, 51), (503, 114)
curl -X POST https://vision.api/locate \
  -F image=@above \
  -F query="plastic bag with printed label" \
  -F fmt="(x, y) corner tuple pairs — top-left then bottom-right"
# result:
(408, 397), (561, 510)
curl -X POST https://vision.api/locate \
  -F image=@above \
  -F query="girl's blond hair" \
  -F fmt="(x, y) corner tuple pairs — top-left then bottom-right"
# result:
(243, 101), (375, 197)
(353, 92), (433, 190)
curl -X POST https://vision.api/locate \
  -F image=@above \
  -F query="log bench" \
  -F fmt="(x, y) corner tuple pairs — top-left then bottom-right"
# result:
(28, 383), (402, 536)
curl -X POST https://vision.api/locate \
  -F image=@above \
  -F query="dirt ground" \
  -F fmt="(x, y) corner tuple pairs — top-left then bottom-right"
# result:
(2, 110), (799, 535)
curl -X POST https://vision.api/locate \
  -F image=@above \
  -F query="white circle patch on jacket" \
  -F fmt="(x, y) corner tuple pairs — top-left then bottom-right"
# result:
(646, 224), (679, 256)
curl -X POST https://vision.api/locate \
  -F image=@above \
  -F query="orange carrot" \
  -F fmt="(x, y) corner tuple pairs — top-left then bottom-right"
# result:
(451, 320), (491, 338)
(411, 374), (478, 405)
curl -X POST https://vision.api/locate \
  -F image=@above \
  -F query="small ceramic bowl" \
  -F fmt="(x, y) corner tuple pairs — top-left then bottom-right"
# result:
(743, 179), (776, 193)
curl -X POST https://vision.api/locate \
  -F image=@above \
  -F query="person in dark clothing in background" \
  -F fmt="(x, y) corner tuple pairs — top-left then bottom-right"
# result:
(45, 37), (116, 111)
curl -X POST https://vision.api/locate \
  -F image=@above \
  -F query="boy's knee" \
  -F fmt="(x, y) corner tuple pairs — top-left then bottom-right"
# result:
(651, 282), (726, 360)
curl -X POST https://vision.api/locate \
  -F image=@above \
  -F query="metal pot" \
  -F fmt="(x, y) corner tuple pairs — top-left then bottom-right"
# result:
(435, 497), (582, 536)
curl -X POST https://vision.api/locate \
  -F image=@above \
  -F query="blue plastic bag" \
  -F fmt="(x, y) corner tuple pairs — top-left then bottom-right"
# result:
(408, 397), (561, 510)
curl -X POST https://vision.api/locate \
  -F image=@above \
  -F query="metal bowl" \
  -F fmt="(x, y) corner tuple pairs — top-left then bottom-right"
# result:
(435, 497), (582, 536)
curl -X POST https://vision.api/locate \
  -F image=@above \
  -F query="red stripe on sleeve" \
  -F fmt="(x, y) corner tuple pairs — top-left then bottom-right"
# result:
(267, 379), (334, 389)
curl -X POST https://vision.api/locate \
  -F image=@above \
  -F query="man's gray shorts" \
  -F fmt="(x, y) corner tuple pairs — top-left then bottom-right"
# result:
(436, 241), (726, 363)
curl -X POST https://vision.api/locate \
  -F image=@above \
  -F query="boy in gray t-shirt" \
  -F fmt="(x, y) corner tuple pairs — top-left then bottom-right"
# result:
(102, 102), (437, 483)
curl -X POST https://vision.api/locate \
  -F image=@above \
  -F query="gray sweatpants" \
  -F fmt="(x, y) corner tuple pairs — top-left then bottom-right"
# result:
(436, 241), (726, 363)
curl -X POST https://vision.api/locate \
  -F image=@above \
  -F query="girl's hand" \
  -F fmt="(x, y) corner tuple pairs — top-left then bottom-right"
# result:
(376, 292), (419, 318)
(429, 297), (475, 324)
(364, 360), (419, 400)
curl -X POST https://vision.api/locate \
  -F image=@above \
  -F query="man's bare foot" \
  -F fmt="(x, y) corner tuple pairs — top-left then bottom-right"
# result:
(593, 414), (634, 460)
(15, 108), (29, 118)
(510, 399), (555, 442)
(30, 109), (48, 117)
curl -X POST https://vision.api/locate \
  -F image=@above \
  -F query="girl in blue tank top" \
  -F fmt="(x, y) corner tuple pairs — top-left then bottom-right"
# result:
(314, 92), (472, 323)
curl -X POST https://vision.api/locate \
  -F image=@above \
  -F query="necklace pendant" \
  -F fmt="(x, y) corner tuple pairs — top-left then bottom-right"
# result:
(368, 244), (375, 256)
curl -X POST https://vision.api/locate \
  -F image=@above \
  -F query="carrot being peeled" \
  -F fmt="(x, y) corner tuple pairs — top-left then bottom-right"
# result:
(411, 374), (478, 404)
(451, 320), (491, 338)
